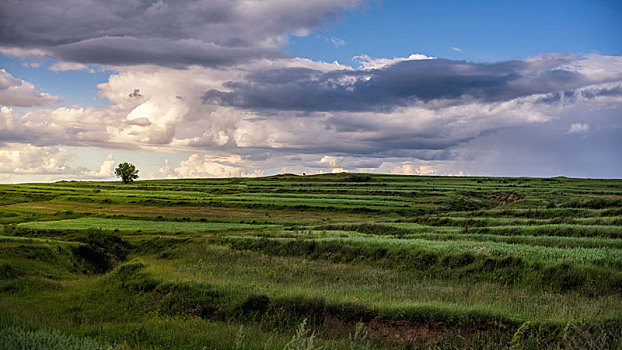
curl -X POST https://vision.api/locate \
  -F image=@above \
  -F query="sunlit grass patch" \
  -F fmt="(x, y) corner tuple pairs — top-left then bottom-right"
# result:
(17, 217), (274, 233)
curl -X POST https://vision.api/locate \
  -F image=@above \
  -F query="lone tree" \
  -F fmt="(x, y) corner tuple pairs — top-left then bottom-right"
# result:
(115, 162), (139, 184)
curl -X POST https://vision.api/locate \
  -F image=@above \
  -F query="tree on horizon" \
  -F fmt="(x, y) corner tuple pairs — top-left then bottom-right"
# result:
(115, 162), (139, 184)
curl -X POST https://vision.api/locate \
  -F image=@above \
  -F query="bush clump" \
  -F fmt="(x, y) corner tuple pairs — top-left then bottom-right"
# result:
(345, 175), (373, 183)
(156, 281), (222, 318)
(72, 229), (131, 273)
(0, 263), (22, 280)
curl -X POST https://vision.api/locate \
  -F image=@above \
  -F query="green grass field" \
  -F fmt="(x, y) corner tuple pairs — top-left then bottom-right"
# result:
(1, 173), (621, 349)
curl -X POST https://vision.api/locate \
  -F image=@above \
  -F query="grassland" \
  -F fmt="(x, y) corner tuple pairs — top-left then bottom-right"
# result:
(1, 173), (621, 349)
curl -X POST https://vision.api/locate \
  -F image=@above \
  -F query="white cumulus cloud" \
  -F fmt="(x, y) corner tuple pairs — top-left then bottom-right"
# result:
(0, 143), (73, 174)
(80, 154), (116, 179)
(390, 164), (437, 176)
(172, 154), (263, 178)
(49, 62), (93, 73)
(0, 69), (58, 107)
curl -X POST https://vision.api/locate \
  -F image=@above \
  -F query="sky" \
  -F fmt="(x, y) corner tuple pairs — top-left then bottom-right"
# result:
(0, 0), (621, 182)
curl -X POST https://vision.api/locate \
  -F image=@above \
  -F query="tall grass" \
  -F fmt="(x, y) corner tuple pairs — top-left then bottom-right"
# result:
(0, 327), (118, 350)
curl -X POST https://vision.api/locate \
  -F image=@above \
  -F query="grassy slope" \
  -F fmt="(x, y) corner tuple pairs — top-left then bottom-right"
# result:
(1, 173), (621, 349)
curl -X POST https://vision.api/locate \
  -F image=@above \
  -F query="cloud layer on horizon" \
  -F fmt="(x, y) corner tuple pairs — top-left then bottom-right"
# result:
(1, 53), (621, 179)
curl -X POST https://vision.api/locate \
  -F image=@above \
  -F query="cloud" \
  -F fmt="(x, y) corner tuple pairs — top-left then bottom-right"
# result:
(157, 159), (177, 179)
(330, 37), (346, 48)
(80, 154), (116, 179)
(0, 69), (58, 107)
(203, 54), (622, 112)
(0, 105), (119, 147)
(451, 47), (462, 52)
(390, 164), (437, 175)
(445, 105), (622, 177)
(48, 62), (93, 72)
(2, 52), (621, 179)
(1, 0), (363, 67)
(0, 143), (73, 174)
(171, 154), (263, 178)
(581, 85), (622, 100)
(569, 123), (589, 133)
(318, 155), (341, 167)
(352, 53), (435, 70)
(52, 37), (283, 68)
(0, 144), (121, 180)
(317, 155), (381, 169)
(0, 64), (241, 148)
(0, 47), (48, 58)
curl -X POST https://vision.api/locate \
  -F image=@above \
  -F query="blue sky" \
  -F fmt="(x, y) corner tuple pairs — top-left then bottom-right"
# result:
(0, 0), (621, 182)
(1, 56), (113, 108)
(289, 0), (622, 63)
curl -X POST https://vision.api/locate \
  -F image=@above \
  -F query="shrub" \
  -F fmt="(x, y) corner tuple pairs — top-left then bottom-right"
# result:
(156, 281), (222, 318)
(274, 296), (327, 327)
(72, 229), (131, 273)
(238, 294), (271, 319)
(0, 263), (21, 280)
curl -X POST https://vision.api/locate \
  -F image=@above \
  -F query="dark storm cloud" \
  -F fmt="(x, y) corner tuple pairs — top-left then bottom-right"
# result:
(581, 85), (622, 99)
(0, 0), (362, 66)
(324, 114), (460, 154)
(52, 37), (282, 67)
(203, 56), (616, 112)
